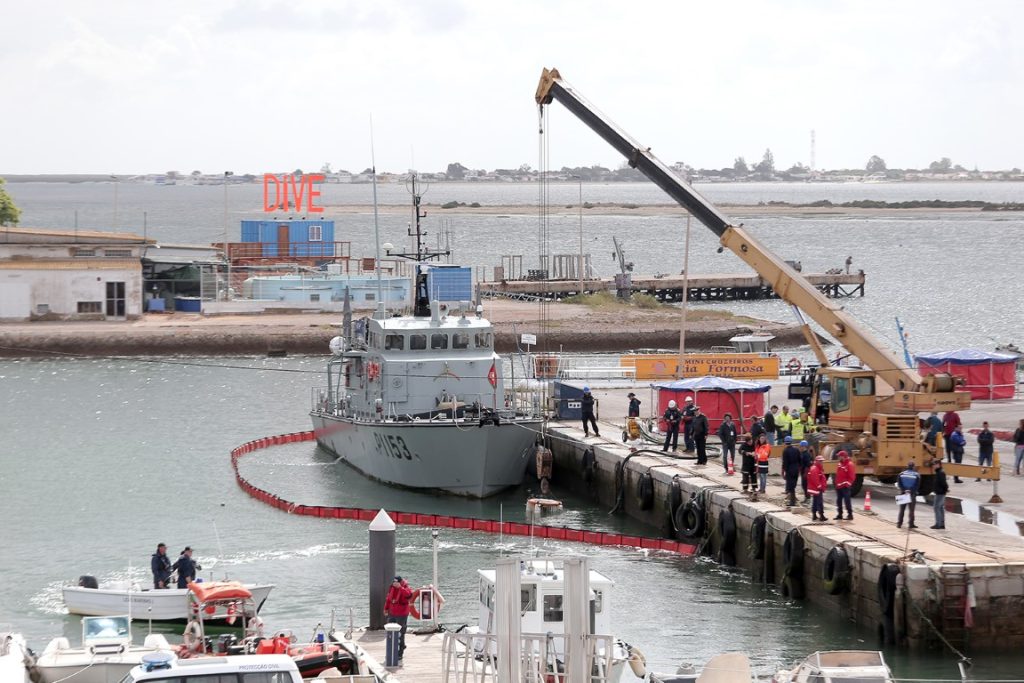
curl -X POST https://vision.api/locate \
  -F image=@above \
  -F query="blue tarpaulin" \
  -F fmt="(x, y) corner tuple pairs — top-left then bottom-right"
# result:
(651, 376), (772, 393)
(915, 348), (1020, 366)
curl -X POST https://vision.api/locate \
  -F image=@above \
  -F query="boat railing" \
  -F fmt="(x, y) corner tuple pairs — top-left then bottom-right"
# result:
(311, 387), (543, 422)
(441, 631), (617, 683)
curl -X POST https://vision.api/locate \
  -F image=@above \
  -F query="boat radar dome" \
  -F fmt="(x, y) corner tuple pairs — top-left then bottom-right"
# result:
(329, 336), (346, 356)
(476, 304), (484, 318)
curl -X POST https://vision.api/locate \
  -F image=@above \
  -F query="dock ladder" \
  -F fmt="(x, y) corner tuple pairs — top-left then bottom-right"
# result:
(937, 563), (970, 650)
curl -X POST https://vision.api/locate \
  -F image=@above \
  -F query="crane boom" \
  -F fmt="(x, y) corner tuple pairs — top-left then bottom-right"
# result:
(536, 68), (923, 393)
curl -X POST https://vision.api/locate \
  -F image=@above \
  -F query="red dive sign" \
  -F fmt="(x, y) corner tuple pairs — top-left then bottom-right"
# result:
(263, 173), (325, 213)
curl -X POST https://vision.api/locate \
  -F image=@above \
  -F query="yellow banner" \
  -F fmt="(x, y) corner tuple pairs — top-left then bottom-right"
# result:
(622, 353), (780, 380)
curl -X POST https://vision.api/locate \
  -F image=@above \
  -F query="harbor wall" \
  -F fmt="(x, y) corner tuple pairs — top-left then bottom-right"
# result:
(546, 427), (1024, 651)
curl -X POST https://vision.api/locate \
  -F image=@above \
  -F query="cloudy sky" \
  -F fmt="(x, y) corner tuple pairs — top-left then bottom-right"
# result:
(3, 0), (1021, 175)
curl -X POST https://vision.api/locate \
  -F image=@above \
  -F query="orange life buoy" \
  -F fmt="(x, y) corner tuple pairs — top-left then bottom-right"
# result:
(787, 357), (802, 373)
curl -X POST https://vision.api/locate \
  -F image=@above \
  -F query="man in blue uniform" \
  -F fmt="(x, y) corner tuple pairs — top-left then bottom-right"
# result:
(897, 462), (921, 529)
(172, 547), (202, 589)
(781, 436), (802, 507)
(151, 543), (172, 589)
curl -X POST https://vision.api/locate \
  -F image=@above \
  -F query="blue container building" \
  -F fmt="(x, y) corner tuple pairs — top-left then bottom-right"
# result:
(240, 219), (337, 258)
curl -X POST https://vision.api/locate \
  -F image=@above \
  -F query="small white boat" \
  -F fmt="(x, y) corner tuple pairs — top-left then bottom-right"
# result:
(0, 630), (34, 683)
(63, 577), (273, 622)
(773, 650), (894, 682)
(121, 653), (304, 683)
(35, 615), (175, 683)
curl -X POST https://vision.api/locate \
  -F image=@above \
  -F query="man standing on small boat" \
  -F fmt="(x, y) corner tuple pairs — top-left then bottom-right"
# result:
(385, 576), (413, 660)
(151, 543), (172, 589)
(172, 547), (201, 589)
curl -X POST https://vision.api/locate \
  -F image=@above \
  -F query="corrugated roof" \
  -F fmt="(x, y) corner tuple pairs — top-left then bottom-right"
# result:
(0, 259), (141, 271)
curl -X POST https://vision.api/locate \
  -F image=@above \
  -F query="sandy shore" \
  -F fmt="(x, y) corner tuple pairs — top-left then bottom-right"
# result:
(0, 299), (806, 358)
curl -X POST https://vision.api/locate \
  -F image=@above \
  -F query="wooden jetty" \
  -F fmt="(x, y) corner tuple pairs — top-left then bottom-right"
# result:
(478, 271), (865, 302)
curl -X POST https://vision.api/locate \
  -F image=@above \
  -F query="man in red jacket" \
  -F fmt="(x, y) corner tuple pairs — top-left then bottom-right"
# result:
(385, 576), (413, 658)
(942, 410), (961, 462)
(833, 450), (855, 520)
(807, 455), (829, 521)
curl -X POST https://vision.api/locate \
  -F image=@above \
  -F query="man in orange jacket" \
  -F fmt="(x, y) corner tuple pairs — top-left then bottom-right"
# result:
(385, 576), (413, 658)
(833, 450), (856, 520)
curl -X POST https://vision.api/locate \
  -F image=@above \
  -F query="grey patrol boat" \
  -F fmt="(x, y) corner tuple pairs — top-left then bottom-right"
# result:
(310, 173), (543, 497)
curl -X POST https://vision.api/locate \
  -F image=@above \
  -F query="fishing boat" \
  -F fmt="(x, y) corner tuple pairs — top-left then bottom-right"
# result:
(0, 629), (34, 683)
(309, 173), (543, 497)
(34, 615), (175, 683)
(772, 650), (895, 682)
(470, 559), (645, 683)
(63, 576), (273, 623)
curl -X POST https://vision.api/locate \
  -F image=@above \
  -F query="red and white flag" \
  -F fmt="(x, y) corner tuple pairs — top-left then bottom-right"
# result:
(487, 363), (498, 387)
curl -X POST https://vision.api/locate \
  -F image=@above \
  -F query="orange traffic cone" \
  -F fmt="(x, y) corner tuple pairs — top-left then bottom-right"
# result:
(727, 458), (735, 476)
(863, 489), (872, 512)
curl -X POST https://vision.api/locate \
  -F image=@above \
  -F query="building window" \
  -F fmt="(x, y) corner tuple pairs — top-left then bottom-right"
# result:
(365, 292), (376, 301)
(73, 249), (96, 257)
(310, 294), (320, 302)
(77, 301), (102, 313)
(104, 249), (132, 257)
(308, 225), (323, 242)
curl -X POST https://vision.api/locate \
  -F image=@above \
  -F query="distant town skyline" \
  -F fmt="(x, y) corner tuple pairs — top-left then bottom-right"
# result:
(3, 1), (1021, 174)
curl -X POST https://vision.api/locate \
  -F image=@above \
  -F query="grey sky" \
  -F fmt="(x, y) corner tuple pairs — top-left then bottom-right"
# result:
(3, 0), (1021, 174)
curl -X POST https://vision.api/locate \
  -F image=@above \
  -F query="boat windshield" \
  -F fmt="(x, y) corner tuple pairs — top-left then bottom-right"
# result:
(84, 615), (129, 640)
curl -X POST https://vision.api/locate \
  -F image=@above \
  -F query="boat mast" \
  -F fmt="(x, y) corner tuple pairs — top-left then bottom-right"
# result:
(390, 173), (450, 316)
(370, 118), (386, 320)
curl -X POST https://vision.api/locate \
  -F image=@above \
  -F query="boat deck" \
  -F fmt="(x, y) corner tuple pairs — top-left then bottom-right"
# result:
(355, 629), (445, 683)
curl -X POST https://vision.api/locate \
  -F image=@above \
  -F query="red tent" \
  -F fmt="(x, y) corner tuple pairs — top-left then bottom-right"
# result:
(916, 348), (1020, 401)
(653, 376), (771, 433)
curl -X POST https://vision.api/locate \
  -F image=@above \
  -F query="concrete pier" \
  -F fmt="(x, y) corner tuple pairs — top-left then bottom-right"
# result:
(544, 394), (1024, 651)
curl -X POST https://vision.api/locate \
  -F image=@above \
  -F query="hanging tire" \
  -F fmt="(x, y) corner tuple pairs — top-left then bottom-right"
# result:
(823, 545), (851, 595)
(850, 474), (865, 498)
(780, 571), (806, 600)
(748, 515), (767, 560)
(635, 471), (655, 511)
(877, 563), (900, 616)
(669, 479), (684, 515)
(782, 529), (805, 577)
(581, 447), (597, 484)
(718, 509), (737, 566)
(675, 499), (705, 539)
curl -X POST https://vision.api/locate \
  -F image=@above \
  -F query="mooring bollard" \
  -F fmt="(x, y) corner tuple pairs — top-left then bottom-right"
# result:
(384, 622), (402, 667)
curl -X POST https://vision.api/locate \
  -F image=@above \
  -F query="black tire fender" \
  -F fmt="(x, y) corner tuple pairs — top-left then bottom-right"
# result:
(675, 499), (705, 539)
(823, 545), (851, 595)
(748, 515), (767, 560)
(717, 508), (738, 566)
(635, 471), (655, 511)
(581, 447), (597, 484)
(782, 528), (805, 577)
(877, 563), (900, 616)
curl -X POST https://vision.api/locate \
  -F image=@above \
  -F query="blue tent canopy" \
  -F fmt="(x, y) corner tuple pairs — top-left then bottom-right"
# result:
(915, 348), (1020, 366)
(651, 376), (772, 393)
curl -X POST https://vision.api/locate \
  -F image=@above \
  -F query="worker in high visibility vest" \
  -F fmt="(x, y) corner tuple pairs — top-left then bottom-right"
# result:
(775, 406), (794, 443)
(790, 409), (816, 441)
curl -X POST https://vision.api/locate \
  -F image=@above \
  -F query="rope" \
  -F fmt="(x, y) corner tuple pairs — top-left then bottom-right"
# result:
(903, 584), (972, 666)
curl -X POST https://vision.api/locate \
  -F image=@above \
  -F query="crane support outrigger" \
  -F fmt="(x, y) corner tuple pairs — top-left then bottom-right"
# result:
(536, 67), (999, 495)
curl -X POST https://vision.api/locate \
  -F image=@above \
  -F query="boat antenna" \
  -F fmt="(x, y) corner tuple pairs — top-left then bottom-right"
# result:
(370, 116), (386, 319)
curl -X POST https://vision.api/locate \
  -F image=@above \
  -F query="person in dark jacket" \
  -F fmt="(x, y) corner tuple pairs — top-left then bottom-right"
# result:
(897, 462), (921, 529)
(580, 387), (599, 437)
(763, 406), (778, 446)
(750, 416), (765, 442)
(662, 400), (682, 452)
(948, 425), (966, 482)
(1014, 419), (1024, 476)
(738, 434), (756, 492)
(798, 440), (813, 502)
(151, 543), (172, 589)
(385, 576), (414, 657)
(172, 547), (201, 589)
(681, 397), (697, 452)
(924, 411), (942, 446)
(627, 392), (641, 418)
(717, 413), (737, 474)
(976, 422), (995, 474)
(942, 410), (961, 461)
(931, 459), (949, 529)
(781, 436), (802, 506)
(691, 406), (710, 465)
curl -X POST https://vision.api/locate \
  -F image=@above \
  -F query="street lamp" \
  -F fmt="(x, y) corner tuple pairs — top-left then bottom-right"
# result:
(571, 175), (583, 294)
(223, 171), (234, 299)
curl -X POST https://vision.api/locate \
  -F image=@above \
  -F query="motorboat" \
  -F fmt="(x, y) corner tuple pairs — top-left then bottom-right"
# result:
(120, 653), (304, 683)
(0, 629), (34, 683)
(773, 650), (894, 682)
(63, 575), (273, 623)
(470, 558), (645, 683)
(34, 615), (175, 683)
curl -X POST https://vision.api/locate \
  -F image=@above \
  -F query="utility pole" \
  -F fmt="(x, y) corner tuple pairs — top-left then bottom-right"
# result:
(572, 175), (583, 294)
(677, 214), (692, 378)
(223, 171), (233, 299)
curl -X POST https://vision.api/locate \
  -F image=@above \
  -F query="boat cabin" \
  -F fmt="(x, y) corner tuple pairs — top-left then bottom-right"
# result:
(775, 650), (893, 683)
(476, 559), (615, 638)
(122, 653), (303, 683)
(727, 334), (775, 354)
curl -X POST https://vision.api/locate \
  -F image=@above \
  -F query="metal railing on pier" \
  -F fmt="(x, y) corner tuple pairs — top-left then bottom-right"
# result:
(441, 631), (618, 683)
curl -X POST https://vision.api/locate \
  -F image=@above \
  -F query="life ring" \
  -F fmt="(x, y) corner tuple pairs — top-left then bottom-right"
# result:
(635, 471), (655, 511)
(748, 515), (767, 560)
(787, 358), (802, 374)
(780, 572), (806, 600)
(782, 528), (805, 577)
(674, 498), (705, 539)
(627, 644), (647, 678)
(717, 509), (737, 565)
(367, 362), (380, 381)
(823, 545), (852, 595)
(877, 563), (900, 617)
(183, 620), (204, 653)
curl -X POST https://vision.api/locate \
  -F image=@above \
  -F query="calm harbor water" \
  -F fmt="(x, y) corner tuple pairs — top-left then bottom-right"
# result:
(2, 355), (1023, 680)
(3, 181), (1024, 678)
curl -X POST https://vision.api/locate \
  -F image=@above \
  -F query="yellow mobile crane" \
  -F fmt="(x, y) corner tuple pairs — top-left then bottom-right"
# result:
(535, 68), (1000, 496)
